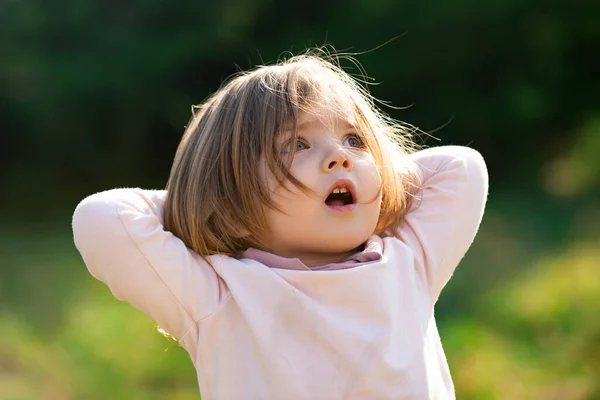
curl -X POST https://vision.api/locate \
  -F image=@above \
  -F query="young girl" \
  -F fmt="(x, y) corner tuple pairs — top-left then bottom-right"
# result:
(73, 51), (488, 399)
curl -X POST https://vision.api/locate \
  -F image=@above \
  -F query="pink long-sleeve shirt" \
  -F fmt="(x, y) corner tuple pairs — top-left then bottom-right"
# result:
(72, 146), (488, 399)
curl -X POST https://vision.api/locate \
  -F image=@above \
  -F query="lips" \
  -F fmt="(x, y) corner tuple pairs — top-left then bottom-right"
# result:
(324, 179), (357, 208)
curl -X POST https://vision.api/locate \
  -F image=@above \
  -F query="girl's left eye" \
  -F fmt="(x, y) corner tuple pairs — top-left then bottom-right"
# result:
(343, 134), (365, 148)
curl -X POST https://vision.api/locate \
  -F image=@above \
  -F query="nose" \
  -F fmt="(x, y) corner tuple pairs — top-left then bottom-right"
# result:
(321, 144), (352, 172)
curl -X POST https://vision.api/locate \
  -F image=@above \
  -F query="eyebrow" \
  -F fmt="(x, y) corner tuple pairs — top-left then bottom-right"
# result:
(296, 118), (356, 132)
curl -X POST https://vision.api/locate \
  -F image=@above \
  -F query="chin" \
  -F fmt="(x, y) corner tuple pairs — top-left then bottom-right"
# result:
(323, 234), (371, 253)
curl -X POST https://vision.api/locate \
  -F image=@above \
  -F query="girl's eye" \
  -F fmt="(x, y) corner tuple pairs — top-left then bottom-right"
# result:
(343, 134), (365, 148)
(282, 140), (309, 154)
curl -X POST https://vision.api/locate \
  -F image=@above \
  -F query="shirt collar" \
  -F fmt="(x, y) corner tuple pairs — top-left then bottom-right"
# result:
(237, 235), (383, 271)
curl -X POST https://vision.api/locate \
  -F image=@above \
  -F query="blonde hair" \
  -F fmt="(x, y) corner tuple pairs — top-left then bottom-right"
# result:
(164, 49), (421, 259)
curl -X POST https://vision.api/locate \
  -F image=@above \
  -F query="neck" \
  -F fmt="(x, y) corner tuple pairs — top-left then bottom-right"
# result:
(275, 247), (362, 267)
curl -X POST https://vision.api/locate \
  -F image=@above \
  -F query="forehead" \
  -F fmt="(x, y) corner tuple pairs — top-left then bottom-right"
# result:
(296, 113), (357, 132)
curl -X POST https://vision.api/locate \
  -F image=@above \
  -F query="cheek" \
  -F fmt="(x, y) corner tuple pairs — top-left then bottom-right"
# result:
(372, 166), (383, 192)
(363, 163), (383, 211)
(374, 170), (383, 189)
(360, 158), (383, 191)
(268, 185), (309, 224)
(270, 190), (293, 213)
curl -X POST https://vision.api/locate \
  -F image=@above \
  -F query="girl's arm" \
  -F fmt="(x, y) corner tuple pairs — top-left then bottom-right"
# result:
(72, 188), (228, 340)
(396, 146), (489, 302)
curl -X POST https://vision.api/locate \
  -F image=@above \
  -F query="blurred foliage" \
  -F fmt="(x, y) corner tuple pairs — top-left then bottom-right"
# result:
(445, 242), (600, 399)
(0, 224), (199, 399)
(1, 0), (599, 398)
(2, 0), (600, 207)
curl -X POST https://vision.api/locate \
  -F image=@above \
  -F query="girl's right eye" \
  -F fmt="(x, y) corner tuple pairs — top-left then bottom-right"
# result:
(282, 140), (309, 154)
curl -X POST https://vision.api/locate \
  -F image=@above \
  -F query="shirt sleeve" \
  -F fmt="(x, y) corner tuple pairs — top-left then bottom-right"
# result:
(396, 146), (489, 302)
(72, 188), (229, 340)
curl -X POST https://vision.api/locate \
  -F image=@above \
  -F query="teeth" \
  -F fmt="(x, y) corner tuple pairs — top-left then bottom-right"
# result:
(332, 187), (349, 194)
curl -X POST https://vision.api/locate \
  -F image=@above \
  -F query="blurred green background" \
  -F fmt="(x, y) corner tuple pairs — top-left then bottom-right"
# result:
(1, 0), (599, 399)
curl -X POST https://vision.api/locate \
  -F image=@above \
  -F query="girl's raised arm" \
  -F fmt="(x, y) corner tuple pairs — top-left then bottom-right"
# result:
(397, 146), (489, 303)
(72, 188), (228, 341)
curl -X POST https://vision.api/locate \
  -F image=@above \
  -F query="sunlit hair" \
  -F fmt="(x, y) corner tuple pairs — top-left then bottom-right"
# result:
(164, 49), (422, 259)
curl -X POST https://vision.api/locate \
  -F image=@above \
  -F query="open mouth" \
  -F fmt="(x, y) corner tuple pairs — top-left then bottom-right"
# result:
(324, 180), (357, 209)
(325, 187), (355, 206)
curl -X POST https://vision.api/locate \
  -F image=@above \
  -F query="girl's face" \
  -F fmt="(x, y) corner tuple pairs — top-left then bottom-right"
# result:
(260, 112), (382, 266)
